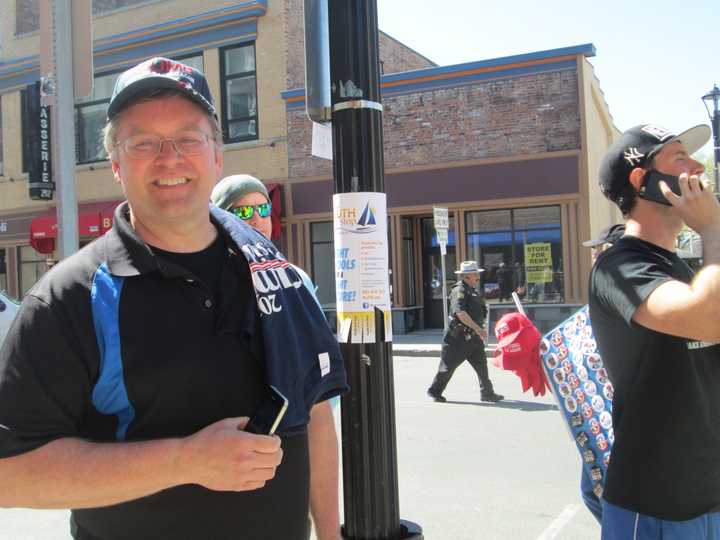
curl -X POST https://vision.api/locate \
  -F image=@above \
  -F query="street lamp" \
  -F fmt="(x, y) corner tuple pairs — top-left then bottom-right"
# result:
(702, 84), (720, 196)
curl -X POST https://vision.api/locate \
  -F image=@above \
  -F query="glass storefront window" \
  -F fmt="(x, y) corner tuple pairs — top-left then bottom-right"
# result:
(0, 248), (7, 292)
(310, 222), (336, 307)
(19, 245), (52, 296)
(402, 218), (416, 305)
(465, 206), (563, 304)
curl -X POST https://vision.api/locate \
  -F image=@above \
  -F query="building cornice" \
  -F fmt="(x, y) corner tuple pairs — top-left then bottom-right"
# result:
(0, 0), (267, 93)
(282, 43), (595, 109)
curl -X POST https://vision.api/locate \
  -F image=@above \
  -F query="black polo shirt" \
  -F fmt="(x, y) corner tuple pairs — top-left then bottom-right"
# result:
(0, 204), (310, 539)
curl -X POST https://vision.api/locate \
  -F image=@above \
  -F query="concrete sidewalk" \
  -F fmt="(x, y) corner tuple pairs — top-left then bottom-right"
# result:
(392, 329), (497, 357)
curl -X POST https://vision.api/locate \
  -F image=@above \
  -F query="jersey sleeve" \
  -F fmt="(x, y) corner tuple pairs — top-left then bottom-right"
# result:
(590, 248), (675, 326)
(0, 295), (90, 458)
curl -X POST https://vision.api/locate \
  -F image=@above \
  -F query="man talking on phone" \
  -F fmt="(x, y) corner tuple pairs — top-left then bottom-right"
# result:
(0, 57), (347, 540)
(589, 123), (720, 539)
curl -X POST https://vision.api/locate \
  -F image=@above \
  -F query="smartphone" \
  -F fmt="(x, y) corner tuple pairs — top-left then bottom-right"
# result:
(244, 385), (289, 435)
(638, 170), (685, 206)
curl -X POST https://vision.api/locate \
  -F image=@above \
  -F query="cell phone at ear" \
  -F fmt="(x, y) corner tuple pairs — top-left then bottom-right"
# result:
(638, 170), (683, 206)
(245, 385), (289, 435)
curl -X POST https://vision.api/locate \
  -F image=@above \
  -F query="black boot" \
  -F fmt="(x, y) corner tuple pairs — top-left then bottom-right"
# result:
(427, 389), (447, 403)
(481, 391), (504, 403)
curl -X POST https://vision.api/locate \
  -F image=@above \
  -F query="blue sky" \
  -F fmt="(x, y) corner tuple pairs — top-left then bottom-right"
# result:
(378, 0), (719, 158)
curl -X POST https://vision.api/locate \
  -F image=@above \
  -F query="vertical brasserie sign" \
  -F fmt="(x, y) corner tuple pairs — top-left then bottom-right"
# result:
(27, 81), (54, 201)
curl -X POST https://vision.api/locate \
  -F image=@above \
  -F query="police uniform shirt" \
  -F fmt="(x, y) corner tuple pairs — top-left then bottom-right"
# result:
(449, 280), (487, 327)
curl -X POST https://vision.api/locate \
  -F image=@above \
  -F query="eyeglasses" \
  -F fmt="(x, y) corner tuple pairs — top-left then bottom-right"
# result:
(115, 130), (213, 159)
(232, 202), (272, 220)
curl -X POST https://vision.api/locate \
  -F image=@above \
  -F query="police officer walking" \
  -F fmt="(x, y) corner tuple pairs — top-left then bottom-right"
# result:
(427, 261), (504, 403)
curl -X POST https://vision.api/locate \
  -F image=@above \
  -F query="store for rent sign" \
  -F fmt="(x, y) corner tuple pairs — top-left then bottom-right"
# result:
(524, 242), (553, 283)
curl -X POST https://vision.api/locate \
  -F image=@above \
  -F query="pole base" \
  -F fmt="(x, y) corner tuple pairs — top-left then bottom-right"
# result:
(399, 519), (423, 539)
(340, 519), (423, 540)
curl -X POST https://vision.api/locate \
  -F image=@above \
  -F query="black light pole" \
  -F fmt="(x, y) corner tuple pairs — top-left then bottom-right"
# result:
(328, 2), (422, 539)
(702, 84), (720, 196)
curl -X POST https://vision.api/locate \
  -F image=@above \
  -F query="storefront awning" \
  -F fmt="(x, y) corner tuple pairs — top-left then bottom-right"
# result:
(30, 201), (122, 254)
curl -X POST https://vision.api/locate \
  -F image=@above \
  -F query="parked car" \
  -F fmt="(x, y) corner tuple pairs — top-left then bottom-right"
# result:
(0, 290), (20, 350)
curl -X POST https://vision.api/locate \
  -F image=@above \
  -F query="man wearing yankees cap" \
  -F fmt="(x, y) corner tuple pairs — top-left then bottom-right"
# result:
(589, 123), (720, 538)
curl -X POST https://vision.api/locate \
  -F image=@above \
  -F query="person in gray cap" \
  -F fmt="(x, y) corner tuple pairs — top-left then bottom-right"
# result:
(211, 174), (274, 238)
(212, 173), (341, 537)
(427, 260), (504, 403)
(589, 123), (720, 539)
(0, 57), (347, 540)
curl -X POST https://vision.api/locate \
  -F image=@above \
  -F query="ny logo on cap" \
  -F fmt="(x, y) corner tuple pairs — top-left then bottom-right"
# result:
(623, 147), (645, 165)
(641, 125), (673, 142)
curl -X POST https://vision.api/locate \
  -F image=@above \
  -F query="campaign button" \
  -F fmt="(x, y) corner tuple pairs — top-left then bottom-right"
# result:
(591, 395), (605, 413)
(583, 380), (598, 397)
(565, 396), (578, 413)
(599, 411), (613, 429)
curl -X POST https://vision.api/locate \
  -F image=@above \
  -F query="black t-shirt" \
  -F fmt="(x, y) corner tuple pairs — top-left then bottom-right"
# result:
(151, 233), (226, 300)
(589, 236), (720, 520)
(0, 208), (311, 539)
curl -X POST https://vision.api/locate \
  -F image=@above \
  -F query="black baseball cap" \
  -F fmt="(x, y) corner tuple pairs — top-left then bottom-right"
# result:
(582, 223), (625, 248)
(106, 57), (216, 120)
(598, 124), (710, 203)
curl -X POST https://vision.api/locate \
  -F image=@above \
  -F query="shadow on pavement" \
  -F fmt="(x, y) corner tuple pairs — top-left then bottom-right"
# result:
(441, 399), (558, 412)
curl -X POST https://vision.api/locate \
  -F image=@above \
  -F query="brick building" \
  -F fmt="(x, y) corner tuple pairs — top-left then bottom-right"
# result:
(0, 0), (620, 333)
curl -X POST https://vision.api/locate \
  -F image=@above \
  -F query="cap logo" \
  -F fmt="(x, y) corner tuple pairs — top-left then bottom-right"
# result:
(150, 58), (194, 76)
(623, 147), (645, 165)
(640, 124), (673, 142)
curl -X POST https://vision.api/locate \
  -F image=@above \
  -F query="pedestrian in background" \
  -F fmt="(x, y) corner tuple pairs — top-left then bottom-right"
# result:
(576, 222), (625, 524)
(427, 261), (504, 403)
(211, 173), (340, 539)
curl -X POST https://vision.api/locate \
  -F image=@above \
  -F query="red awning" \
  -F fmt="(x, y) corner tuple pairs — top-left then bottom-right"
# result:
(30, 201), (122, 254)
(266, 183), (283, 240)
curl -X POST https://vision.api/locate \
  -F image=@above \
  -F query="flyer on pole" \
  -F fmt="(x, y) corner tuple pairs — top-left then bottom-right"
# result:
(333, 192), (392, 343)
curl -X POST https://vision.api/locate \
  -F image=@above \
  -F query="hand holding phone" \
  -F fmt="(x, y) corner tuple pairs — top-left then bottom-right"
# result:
(638, 170), (684, 206)
(244, 385), (289, 435)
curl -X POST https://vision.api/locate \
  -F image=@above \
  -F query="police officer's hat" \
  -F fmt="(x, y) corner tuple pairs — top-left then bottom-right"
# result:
(454, 261), (484, 274)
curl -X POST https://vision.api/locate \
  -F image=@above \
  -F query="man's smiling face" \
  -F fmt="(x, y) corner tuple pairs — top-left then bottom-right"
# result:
(110, 95), (223, 233)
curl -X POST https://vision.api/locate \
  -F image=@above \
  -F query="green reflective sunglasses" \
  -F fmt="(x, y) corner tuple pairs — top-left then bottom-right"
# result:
(232, 202), (272, 220)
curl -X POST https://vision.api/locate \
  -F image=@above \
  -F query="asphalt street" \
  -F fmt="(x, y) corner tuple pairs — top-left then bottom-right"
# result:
(0, 353), (600, 540)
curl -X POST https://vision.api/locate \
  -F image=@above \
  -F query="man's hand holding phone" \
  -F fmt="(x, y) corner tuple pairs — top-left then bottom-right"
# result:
(651, 172), (720, 236)
(178, 416), (283, 493)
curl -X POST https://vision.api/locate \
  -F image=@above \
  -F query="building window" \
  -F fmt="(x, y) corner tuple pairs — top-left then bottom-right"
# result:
(0, 99), (4, 176)
(76, 71), (122, 164)
(19, 245), (52, 296)
(465, 206), (563, 304)
(220, 43), (258, 142)
(0, 248), (7, 292)
(402, 218), (416, 305)
(310, 221), (335, 307)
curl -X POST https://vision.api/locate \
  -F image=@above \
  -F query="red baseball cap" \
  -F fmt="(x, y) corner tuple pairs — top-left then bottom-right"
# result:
(494, 312), (541, 370)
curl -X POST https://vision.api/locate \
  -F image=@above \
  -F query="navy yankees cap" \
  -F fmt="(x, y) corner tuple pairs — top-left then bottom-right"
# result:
(107, 57), (216, 120)
(598, 124), (710, 203)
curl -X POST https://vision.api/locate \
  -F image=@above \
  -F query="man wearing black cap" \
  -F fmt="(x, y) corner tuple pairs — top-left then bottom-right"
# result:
(589, 123), (720, 539)
(583, 223), (625, 265)
(0, 58), (347, 540)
